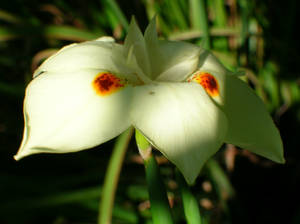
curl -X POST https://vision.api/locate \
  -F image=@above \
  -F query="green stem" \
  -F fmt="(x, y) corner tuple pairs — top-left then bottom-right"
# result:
(144, 154), (174, 224)
(98, 127), (134, 224)
(176, 170), (202, 224)
(135, 129), (174, 224)
(135, 129), (152, 160)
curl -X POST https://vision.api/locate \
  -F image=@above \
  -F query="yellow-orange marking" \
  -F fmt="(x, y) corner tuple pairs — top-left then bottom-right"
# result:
(92, 72), (124, 96)
(189, 72), (219, 97)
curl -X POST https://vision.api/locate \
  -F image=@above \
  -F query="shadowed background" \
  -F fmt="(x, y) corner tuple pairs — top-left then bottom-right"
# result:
(0, 0), (299, 223)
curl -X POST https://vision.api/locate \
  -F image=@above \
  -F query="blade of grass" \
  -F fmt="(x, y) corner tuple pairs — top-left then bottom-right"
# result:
(168, 27), (240, 41)
(157, 15), (173, 35)
(176, 170), (202, 224)
(83, 200), (138, 223)
(206, 159), (234, 213)
(239, 0), (249, 47)
(98, 127), (134, 224)
(178, 0), (189, 15)
(189, 0), (211, 48)
(189, 0), (202, 29)
(165, 0), (188, 30)
(213, 0), (227, 27)
(0, 9), (21, 23)
(126, 185), (149, 201)
(104, 6), (120, 30)
(211, 0), (228, 50)
(259, 62), (280, 111)
(43, 25), (102, 41)
(103, 0), (129, 32)
(144, 0), (157, 21)
(2, 186), (101, 210)
(0, 25), (102, 42)
(0, 27), (18, 40)
(2, 186), (138, 223)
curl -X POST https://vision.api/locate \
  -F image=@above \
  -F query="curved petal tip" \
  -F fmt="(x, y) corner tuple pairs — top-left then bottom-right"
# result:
(14, 148), (30, 161)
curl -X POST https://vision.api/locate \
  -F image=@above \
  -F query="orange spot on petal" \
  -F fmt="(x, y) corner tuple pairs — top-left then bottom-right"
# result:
(92, 72), (125, 96)
(191, 72), (219, 97)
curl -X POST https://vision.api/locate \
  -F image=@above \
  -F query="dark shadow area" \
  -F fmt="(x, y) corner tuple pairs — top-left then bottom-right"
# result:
(0, 0), (299, 223)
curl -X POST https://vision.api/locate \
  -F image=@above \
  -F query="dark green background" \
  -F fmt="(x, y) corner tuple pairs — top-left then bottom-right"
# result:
(1, 0), (299, 223)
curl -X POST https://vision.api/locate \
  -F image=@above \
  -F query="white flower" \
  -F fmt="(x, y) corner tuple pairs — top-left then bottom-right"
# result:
(15, 19), (284, 184)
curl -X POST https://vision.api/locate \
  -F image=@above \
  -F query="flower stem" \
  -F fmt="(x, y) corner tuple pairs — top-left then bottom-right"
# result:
(176, 170), (202, 224)
(135, 129), (152, 160)
(135, 129), (174, 224)
(98, 127), (134, 224)
(144, 155), (174, 224)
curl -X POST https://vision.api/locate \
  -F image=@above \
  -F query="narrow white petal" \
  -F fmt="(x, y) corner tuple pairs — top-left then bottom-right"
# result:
(124, 18), (151, 78)
(131, 83), (228, 184)
(15, 69), (133, 160)
(144, 19), (201, 81)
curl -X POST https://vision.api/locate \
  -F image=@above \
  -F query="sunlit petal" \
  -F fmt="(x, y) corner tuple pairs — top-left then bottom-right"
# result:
(14, 69), (133, 160)
(33, 40), (137, 83)
(131, 82), (228, 184)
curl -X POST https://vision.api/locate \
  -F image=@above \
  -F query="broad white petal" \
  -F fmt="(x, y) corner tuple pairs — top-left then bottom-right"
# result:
(15, 69), (133, 160)
(144, 19), (201, 81)
(33, 40), (137, 83)
(194, 52), (284, 163)
(131, 83), (228, 184)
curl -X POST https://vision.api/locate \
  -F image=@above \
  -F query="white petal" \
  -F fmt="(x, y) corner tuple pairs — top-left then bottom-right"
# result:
(194, 52), (284, 163)
(95, 36), (115, 42)
(197, 50), (228, 75)
(15, 69), (133, 160)
(124, 18), (152, 78)
(33, 40), (137, 82)
(131, 83), (228, 184)
(144, 19), (201, 81)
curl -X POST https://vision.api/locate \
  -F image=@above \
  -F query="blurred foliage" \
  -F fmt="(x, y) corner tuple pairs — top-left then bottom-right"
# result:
(0, 0), (299, 223)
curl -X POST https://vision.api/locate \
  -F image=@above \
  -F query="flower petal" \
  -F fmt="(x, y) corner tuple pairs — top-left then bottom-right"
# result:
(14, 69), (133, 160)
(144, 19), (201, 81)
(33, 39), (136, 82)
(222, 75), (284, 163)
(124, 18), (152, 79)
(194, 52), (284, 163)
(131, 82), (228, 184)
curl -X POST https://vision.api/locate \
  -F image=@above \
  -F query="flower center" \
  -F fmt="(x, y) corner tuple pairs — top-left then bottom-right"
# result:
(92, 72), (125, 96)
(189, 72), (219, 97)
